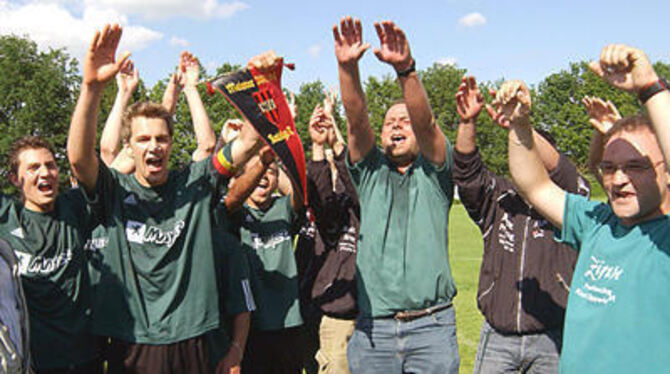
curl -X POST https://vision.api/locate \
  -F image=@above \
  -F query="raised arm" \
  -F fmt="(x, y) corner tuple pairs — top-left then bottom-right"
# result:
(224, 146), (275, 213)
(162, 73), (181, 116)
(589, 44), (670, 167)
(373, 21), (445, 165)
(323, 86), (346, 157)
(100, 60), (139, 166)
(68, 24), (130, 193)
(582, 96), (621, 186)
(179, 51), (216, 161)
(332, 16), (374, 163)
(502, 80), (566, 229)
(455, 76), (483, 154)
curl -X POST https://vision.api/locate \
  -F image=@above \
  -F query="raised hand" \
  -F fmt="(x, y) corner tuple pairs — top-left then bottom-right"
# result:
(247, 50), (281, 72)
(83, 24), (130, 87)
(372, 20), (413, 72)
(309, 104), (330, 145)
(179, 51), (200, 89)
(486, 80), (531, 128)
(285, 90), (297, 120)
(333, 16), (371, 67)
(455, 76), (484, 123)
(323, 86), (338, 118)
(582, 96), (621, 134)
(116, 59), (139, 99)
(589, 44), (658, 93)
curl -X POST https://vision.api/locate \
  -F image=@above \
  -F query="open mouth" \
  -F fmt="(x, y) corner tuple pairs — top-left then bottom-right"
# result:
(613, 189), (636, 201)
(146, 156), (164, 171)
(256, 178), (269, 191)
(391, 134), (406, 146)
(37, 181), (54, 194)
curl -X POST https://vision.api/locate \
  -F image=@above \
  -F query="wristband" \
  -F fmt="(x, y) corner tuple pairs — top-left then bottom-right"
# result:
(396, 59), (416, 78)
(638, 78), (668, 104)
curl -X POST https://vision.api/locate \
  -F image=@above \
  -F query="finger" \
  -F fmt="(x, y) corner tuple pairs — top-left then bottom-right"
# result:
(589, 119), (607, 134)
(332, 24), (342, 44)
(382, 21), (396, 49)
(372, 48), (383, 61)
(468, 76), (477, 92)
(394, 25), (407, 55)
(116, 51), (132, 70)
(485, 104), (497, 119)
(98, 24), (111, 49)
(110, 24), (123, 53)
(354, 18), (364, 40)
(374, 22), (384, 44)
(589, 60), (605, 78)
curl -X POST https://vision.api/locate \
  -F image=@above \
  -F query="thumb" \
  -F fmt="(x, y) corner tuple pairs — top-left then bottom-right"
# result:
(372, 48), (383, 61)
(589, 60), (605, 78)
(116, 51), (132, 69)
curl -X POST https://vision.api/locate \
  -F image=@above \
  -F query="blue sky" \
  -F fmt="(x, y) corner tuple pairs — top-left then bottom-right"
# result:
(1, 0), (669, 91)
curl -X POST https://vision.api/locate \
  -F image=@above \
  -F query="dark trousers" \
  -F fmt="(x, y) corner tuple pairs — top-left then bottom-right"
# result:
(242, 326), (309, 374)
(103, 335), (209, 374)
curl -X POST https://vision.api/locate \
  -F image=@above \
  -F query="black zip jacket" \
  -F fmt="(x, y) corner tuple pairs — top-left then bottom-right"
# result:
(453, 148), (590, 333)
(295, 150), (359, 320)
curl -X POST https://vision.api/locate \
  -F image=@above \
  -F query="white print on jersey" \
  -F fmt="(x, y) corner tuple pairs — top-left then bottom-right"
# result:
(125, 220), (186, 248)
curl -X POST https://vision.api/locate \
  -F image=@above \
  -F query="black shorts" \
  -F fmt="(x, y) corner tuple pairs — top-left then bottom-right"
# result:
(102, 335), (209, 374)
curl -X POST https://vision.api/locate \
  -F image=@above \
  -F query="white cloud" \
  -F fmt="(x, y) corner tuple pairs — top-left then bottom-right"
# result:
(308, 44), (322, 59)
(87, 0), (249, 20)
(170, 36), (190, 48)
(437, 57), (458, 67)
(458, 12), (486, 27)
(0, 1), (162, 58)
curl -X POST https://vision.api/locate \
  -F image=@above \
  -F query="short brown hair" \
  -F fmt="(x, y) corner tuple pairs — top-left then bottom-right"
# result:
(121, 101), (174, 142)
(8, 136), (56, 176)
(604, 114), (655, 144)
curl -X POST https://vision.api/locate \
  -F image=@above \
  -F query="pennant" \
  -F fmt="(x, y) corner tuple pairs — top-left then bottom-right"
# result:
(207, 59), (307, 204)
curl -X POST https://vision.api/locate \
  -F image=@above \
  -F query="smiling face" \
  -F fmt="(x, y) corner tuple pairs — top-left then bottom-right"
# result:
(129, 116), (172, 187)
(12, 147), (60, 213)
(380, 103), (419, 168)
(602, 126), (670, 225)
(248, 161), (278, 210)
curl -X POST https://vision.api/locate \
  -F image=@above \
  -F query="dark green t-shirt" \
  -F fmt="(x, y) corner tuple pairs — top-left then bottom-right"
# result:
(346, 146), (457, 317)
(235, 195), (303, 331)
(87, 158), (225, 344)
(0, 189), (97, 369)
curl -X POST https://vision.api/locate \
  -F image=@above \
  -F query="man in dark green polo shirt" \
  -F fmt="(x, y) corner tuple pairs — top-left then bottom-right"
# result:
(67, 24), (260, 373)
(333, 17), (459, 373)
(0, 136), (100, 373)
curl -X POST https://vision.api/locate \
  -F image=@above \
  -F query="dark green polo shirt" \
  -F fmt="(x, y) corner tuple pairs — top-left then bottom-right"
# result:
(347, 145), (457, 317)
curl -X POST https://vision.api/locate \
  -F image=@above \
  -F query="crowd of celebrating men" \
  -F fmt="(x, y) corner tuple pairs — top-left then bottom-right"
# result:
(0, 14), (668, 374)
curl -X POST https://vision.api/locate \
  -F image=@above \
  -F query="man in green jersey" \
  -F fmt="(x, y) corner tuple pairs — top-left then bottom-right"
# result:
(506, 44), (670, 373)
(67, 24), (260, 373)
(1, 136), (100, 373)
(333, 17), (458, 373)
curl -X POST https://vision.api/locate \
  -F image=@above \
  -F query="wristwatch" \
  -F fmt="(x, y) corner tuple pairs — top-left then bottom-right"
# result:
(638, 78), (669, 104)
(396, 59), (416, 78)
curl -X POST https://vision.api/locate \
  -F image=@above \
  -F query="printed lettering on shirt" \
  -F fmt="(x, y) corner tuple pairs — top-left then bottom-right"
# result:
(338, 226), (357, 253)
(498, 212), (515, 252)
(251, 230), (291, 250)
(575, 256), (623, 305)
(84, 237), (109, 252)
(125, 220), (186, 248)
(14, 249), (73, 275)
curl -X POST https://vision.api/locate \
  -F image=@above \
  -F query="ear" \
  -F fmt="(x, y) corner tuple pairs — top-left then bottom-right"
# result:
(10, 173), (20, 188)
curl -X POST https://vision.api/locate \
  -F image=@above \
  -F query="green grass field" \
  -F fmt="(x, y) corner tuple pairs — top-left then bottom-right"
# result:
(448, 201), (484, 374)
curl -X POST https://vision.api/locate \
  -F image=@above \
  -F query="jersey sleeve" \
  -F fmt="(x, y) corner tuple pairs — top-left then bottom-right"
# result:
(452, 148), (501, 229)
(549, 153), (591, 197)
(555, 193), (608, 252)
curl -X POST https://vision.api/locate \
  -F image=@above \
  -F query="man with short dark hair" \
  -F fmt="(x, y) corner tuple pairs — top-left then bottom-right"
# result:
(333, 17), (458, 373)
(1, 135), (100, 373)
(67, 24), (259, 373)
(506, 44), (670, 373)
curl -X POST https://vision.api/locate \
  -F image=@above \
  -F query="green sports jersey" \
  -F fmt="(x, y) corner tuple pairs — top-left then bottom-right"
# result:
(235, 195), (303, 331)
(0, 189), (97, 369)
(346, 146), (457, 317)
(86, 157), (225, 344)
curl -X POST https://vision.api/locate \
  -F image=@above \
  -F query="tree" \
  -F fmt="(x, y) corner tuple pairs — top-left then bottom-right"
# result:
(0, 35), (79, 193)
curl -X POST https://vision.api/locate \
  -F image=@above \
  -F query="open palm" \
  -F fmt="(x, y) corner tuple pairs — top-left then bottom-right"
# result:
(333, 17), (370, 66)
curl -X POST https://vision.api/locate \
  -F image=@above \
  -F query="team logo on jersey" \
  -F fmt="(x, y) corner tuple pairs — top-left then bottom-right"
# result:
(125, 220), (186, 248)
(124, 193), (138, 206)
(14, 249), (72, 275)
(10, 227), (24, 239)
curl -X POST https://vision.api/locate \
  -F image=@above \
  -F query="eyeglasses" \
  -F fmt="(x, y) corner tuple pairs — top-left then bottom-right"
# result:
(598, 159), (665, 177)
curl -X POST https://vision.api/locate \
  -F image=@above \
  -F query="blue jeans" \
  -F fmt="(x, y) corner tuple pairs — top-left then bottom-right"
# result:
(473, 321), (561, 374)
(347, 306), (459, 374)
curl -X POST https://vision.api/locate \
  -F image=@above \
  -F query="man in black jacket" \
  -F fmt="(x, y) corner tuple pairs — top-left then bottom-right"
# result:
(453, 77), (590, 374)
(297, 101), (358, 374)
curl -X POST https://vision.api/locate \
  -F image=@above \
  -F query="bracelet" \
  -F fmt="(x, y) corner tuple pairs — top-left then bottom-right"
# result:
(396, 59), (416, 78)
(638, 78), (668, 104)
